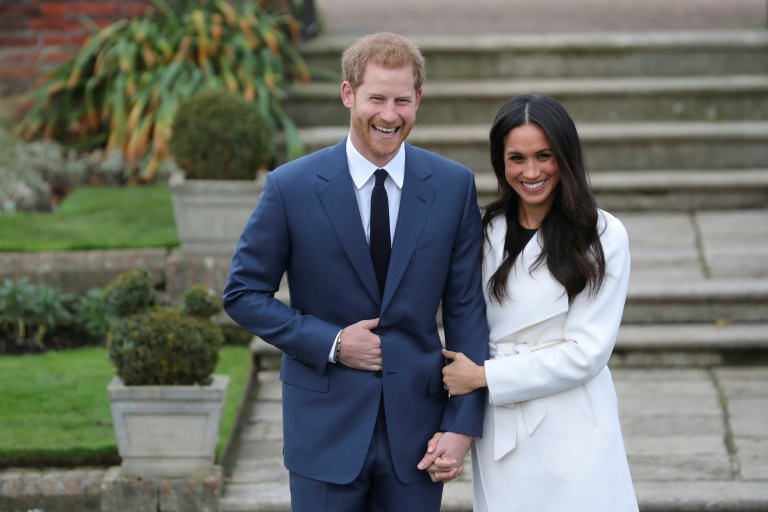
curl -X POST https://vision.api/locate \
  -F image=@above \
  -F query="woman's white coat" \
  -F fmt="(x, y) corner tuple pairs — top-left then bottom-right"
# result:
(472, 210), (638, 512)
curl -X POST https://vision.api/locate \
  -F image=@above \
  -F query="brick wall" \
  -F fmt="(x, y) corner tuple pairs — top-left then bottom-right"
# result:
(0, 0), (152, 95)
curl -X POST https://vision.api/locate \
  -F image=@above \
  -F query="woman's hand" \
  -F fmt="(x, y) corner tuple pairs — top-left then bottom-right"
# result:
(442, 349), (487, 396)
(418, 432), (464, 482)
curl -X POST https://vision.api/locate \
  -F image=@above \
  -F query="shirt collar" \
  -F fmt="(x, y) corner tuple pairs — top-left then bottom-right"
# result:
(346, 135), (405, 190)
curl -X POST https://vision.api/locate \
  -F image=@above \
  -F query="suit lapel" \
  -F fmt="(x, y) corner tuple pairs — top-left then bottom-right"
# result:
(317, 139), (381, 305)
(381, 145), (435, 313)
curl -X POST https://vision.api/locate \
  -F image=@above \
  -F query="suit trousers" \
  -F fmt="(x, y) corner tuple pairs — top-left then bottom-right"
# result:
(288, 399), (444, 512)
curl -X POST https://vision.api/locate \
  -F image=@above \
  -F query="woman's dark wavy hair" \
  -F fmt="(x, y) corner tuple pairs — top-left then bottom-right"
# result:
(483, 94), (605, 304)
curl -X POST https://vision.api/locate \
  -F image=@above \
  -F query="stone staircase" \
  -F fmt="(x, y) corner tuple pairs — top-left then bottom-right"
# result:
(288, 32), (768, 209)
(223, 30), (768, 512)
(276, 30), (768, 367)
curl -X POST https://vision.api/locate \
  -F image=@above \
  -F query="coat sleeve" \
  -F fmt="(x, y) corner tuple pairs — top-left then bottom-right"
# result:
(438, 171), (491, 437)
(484, 214), (631, 406)
(223, 172), (339, 374)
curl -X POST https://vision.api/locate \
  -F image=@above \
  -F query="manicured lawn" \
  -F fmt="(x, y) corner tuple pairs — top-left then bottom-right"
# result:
(0, 185), (179, 252)
(0, 345), (252, 468)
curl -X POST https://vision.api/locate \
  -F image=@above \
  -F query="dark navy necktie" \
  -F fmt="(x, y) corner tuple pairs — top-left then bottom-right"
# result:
(370, 169), (391, 294)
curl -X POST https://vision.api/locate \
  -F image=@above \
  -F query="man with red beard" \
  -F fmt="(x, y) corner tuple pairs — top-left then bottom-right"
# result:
(224, 32), (488, 512)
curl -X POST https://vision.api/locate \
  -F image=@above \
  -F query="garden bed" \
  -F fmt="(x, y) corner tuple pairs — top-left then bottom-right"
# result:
(0, 328), (102, 356)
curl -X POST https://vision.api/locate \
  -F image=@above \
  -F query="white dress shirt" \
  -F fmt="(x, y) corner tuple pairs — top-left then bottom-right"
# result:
(329, 136), (406, 362)
(345, 135), (404, 244)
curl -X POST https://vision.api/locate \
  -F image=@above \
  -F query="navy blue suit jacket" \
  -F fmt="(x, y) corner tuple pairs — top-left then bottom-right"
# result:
(224, 138), (489, 485)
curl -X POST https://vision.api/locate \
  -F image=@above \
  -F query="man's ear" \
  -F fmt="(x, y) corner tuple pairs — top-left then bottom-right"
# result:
(341, 81), (355, 109)
(414, 87), (423, 109)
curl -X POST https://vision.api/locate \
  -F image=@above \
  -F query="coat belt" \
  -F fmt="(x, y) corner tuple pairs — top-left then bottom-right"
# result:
(492, 339), (567, 461)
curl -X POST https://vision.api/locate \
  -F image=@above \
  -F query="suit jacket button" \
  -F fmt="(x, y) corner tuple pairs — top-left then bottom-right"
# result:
(378, 328), (389, 335)
(374, 369), (383, 378)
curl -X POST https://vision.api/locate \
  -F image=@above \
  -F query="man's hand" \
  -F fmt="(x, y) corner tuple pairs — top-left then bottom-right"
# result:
(417, 431), (473, 482)
(338, 318), (382, 371)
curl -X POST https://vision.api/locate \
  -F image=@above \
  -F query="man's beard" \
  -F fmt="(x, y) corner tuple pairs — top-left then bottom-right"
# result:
(350, 109), (414, 162)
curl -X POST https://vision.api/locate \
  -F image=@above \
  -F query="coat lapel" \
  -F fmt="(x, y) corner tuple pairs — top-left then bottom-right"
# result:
(484, 220), (569, 342)
(317, 139), (380, 305)
(501, 233), (569, 336)
(381, 145), (435, 313)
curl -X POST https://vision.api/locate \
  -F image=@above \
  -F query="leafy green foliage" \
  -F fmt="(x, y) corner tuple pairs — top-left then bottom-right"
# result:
(0, 277), (72, 349)
(169, 88), (273, 180)
(103, 268), (154, 317)
(16, 0), (311, 181)
(73, 288), (117, 338)
(28, 284), (73, 347)
(0, 277), (35, 343)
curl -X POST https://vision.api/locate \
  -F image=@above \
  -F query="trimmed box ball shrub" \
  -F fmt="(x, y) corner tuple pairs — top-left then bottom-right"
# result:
(169, 89), (274, 180)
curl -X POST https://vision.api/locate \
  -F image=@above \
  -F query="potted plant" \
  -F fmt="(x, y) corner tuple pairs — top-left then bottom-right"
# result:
(104, 268), (227, 478)
(168, 88), (275, 256)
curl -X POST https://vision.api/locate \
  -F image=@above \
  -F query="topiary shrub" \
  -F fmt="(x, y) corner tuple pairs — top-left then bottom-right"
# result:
(183, 285), (252, 346)
(219, 323), (254, 346)
(182, 285), (222, 319)
(169, 89), (274, 180)
(104, 268), (224, 386)
(103, 268), (154, 317)
(107, 307), (223, 386)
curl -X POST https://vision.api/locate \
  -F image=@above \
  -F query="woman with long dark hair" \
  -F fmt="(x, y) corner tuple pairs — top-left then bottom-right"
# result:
(426, 95), (638, 510)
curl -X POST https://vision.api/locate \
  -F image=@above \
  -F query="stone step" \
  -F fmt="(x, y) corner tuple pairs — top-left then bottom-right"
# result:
(475, 169), (768, 210)
(286, 75), (768, 126)
(624, 279), (768, 324)
(301, 31), (768, 80)
(611, 323), (768, 366)
(288, 122), (768, 172)
(619, 210), (768, 282)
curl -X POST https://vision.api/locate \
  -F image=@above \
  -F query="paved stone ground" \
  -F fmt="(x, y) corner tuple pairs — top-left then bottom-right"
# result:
(221, 366), (768, 511)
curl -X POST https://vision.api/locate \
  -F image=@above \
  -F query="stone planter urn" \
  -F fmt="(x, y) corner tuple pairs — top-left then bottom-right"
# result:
(169, 171), (264, 256)
(107, 375), (229, 478)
